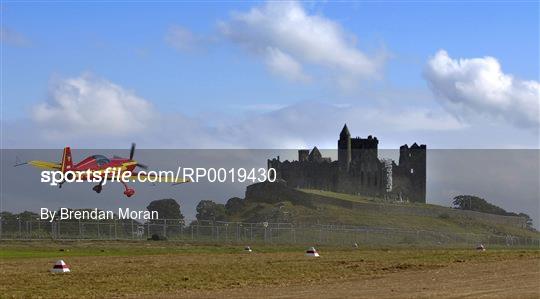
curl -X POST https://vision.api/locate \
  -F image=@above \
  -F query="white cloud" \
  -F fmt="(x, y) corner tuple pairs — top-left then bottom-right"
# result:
(265, 47), (310, 82)
(165, 25), (203, 52)
(219, 1), (385, 85)
(211, 102), (463, 149)
(1, 27), (30, 47)
(231, 103), (289, 112)
(424, 50), (540, 129)
(33, 74), (156, 138)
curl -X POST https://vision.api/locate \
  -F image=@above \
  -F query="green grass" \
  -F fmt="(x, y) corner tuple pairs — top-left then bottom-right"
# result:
(300, 189), (375, 203)
(0, 241), (307, 259)
(233, 189), (540, 241)
(298, 189), (539, 236)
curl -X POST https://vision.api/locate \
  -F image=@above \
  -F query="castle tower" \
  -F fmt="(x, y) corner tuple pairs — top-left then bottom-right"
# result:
(298, 149), (309, 162)
(338, 124), (351, 172)
(409, 143), (426, 203)
(397, 143), (426, 203)
(308, 147), (323, 162)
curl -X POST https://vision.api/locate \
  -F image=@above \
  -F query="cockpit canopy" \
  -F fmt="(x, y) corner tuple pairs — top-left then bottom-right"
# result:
(91, 155), (110, 166)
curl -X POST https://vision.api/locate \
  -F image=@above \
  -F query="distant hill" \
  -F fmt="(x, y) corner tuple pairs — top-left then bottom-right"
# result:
(225, 182), (538, 239)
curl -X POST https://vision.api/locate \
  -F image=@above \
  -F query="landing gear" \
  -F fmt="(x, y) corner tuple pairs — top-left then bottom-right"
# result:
(93, 178), (104, 193)
(90, 179), (135, 197)
(124, 188), (135, 197)
(92, 184), (103, 193)
(121, 181), (135, 197)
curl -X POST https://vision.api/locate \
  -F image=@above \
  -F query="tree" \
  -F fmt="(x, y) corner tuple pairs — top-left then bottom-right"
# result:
(225, 197), (245, 215)
(15, 211), (39, 221)
(452, 195), (508, 215)
(0, 211), (16, 221)
(196, 200), (227, 221)
(146, 199), (184, 221)
(518, 213), (534, 230)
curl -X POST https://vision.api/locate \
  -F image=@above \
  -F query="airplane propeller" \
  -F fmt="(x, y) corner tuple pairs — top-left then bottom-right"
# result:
(129, 143), (136, 160)
(136, 162), (148, 170)
(128, 143), (148, 170)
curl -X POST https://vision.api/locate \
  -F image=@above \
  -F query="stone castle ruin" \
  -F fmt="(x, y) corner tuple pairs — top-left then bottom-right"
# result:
(268, 124), (427, 203)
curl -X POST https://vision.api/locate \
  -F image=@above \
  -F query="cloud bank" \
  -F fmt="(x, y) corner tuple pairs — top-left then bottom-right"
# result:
(18, 73), (462, 149)
(4, 71), (539, 149)
(33, 74), (156, 138)
(219, 1), (386, 86)
(424, 50), (540, 129)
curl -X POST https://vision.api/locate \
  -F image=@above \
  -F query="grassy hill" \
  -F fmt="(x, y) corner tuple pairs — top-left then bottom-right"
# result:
(229, 183), (539, 240)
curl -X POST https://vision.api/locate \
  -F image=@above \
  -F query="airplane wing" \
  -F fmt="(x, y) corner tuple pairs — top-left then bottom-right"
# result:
(129, 173), (191, 184)
(22, 160), (62, 170)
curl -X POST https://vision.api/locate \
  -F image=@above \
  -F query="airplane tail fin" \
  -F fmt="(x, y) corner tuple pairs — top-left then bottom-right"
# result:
(61, 147), (73, 172)
(14, 155), (27, 167)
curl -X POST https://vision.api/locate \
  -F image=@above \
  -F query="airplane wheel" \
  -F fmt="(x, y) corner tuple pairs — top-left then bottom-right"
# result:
(92, 185), (102, 193)
(124, 188), (135, 197)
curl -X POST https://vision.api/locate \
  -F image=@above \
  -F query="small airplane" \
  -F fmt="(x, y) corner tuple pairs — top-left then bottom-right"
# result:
(15, 143), (188, 197)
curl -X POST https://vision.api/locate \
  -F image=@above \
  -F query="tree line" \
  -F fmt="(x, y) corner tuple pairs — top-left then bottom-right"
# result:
(452, 195), (533, 229)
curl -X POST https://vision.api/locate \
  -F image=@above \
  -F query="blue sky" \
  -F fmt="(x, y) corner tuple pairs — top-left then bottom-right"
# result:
(1, 1), (539, 149)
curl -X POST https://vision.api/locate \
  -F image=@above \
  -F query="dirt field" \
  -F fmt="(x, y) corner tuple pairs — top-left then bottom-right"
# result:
(191, 258), (540, 298)
(0, 241), (538, 298)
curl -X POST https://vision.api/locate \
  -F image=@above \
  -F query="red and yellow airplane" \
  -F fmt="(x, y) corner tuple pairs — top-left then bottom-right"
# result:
(16, 143), (188, 197)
